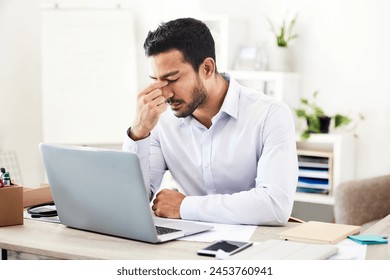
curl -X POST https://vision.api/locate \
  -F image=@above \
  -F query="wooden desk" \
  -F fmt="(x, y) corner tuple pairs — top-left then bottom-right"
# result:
(0, 219), (298, 260)
(361, 214), (390, 260)
(1, 216), (389, 260)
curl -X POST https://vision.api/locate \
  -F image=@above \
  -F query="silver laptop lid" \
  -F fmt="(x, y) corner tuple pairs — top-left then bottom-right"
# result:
(39, 143), (160, 243)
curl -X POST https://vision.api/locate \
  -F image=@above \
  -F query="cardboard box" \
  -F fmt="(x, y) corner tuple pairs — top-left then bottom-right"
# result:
(0, 185), (23, 227)
(23, 184), (53, 208)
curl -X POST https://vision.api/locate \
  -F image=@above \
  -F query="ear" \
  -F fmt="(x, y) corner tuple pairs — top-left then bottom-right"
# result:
(199, 57), (216, 79)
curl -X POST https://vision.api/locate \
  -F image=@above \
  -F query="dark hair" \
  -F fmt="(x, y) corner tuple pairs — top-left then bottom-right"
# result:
(143, 18), (217, 72)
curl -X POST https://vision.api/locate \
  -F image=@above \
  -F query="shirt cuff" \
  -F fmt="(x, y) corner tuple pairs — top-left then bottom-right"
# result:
(122, 129), (151, 158)
(180, 196), (201, 221)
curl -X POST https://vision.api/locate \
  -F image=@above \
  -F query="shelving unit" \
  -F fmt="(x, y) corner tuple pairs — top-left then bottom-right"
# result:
(201, 17), (301, 110)
(229, 70), (301, 109)
(292, 133), (357, 222)
(297, 149), (333, 195)
(201, 16), (248, 71)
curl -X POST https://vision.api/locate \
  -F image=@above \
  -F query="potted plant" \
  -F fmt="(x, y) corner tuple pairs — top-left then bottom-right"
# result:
(295, 91), (363, 140)
(266, 12), (299, 48)
(266, 12), (299, 71)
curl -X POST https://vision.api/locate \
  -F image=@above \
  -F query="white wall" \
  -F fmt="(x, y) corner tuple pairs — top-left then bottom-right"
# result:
(0, 0), (44, 186)
(1, 0), (389, 187)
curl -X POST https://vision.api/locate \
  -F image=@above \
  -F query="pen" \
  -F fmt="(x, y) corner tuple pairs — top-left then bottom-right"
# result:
(379, 234), (388, 239)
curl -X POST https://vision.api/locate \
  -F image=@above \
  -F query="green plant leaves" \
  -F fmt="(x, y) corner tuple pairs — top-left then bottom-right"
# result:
(306, 115), (321, 133)
(295, 90), (362, 141)
(300, 131), (310, 140)
(295, 109), (307, 118)
(300, 98), (309, 105)
(267, 13), (298, 47)
(334, 114), (351, 128)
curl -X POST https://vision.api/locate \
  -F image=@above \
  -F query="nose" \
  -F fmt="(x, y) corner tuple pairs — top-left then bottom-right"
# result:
(161, 85), (173, 100)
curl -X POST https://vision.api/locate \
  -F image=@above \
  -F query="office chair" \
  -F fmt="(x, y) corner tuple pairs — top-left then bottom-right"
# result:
(334, 174), (390, 230)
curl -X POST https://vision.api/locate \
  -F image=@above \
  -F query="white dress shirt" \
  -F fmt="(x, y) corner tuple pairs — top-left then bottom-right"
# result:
(123, 76), (298, 225)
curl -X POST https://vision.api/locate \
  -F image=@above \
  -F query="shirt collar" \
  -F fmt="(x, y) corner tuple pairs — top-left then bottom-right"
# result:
(218, 73), (239, 120)
(178, 72), (240, 126)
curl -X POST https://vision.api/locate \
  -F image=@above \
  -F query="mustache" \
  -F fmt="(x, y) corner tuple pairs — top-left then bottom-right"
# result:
(165, 98), (182, 105)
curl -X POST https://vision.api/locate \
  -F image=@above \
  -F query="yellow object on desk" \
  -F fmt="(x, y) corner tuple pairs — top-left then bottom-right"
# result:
(279, 221), (361, 244)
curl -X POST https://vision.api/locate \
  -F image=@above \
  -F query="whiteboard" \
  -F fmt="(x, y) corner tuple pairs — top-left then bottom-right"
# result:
(42, 8), (137, 145)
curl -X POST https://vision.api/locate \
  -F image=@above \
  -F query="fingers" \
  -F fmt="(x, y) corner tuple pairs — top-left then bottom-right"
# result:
(143, 89), (167, 107)
(138, 80), (168, 98)
(130, 81), (170, 140)
(139, 81), (171, 110)
(151, 198), (164, 218)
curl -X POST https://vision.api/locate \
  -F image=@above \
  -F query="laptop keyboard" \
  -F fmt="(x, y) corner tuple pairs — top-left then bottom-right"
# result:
(156, 226), (181, 235)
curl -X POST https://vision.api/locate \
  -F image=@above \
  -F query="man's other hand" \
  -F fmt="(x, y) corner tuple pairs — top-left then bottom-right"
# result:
(152, 189), (186, 219)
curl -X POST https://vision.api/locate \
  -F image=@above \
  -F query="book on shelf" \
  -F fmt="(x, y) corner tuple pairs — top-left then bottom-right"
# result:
(298, 167), (329, 179)
(296, 187), (329, 194)
(297, 177), (329, 190)
(297, 176), (330, 194)
(298, 155), (329, 169)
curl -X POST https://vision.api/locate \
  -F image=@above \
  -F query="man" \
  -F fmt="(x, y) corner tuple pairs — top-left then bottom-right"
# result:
(123, 18), (298, 225)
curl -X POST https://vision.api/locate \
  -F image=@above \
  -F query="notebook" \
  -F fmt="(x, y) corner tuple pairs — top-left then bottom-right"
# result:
(39, 143), (212, 243)
(227, 239), (338, 260)
(279, 221), (361, 244)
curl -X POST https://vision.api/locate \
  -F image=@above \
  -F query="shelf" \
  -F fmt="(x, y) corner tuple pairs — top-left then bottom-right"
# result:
(296, 133), (355, 149)
(228, 70), (301, 109)
(297, 146), (333, 196)
(201, 16), (248, 71)
(228, 70), (299, 80)
(294, 192), (335, 205)
(295, 133), (356, 210)
(297, 149), (333, 158)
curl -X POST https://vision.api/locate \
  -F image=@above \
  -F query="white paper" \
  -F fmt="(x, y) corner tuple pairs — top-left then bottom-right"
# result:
(328, 238), (367, 260)
(179, 221), (257, 242)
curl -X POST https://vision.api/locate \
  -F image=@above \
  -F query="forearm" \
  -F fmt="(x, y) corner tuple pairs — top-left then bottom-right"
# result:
(123, 128), (168, 199)
(180, 186), (294, 225)
(122, 132), (153, 198)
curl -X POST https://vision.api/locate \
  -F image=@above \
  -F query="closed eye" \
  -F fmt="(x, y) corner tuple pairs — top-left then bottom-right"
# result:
(148, 74), (179, 83)
(166, 77), (179, 83)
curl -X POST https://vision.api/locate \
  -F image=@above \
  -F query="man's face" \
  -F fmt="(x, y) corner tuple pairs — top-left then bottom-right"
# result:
(148, 49), (207, 118)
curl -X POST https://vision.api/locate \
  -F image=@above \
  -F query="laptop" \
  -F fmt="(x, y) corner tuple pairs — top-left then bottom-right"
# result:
(39, 143), (212, 243)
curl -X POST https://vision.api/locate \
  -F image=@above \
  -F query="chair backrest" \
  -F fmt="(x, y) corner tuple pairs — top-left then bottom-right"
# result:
(334, 175), (390, 226)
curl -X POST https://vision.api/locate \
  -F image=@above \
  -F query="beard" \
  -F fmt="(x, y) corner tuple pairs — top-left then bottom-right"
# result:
(166, 82), (207, 118)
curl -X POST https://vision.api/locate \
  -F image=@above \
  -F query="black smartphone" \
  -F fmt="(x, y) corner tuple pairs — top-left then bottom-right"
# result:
(197, 240), (253, 257)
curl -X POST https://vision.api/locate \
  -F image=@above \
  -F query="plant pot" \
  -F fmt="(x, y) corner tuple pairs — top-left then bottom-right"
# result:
(268, 46), (292, 72)
(318, 116), (331, 133)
